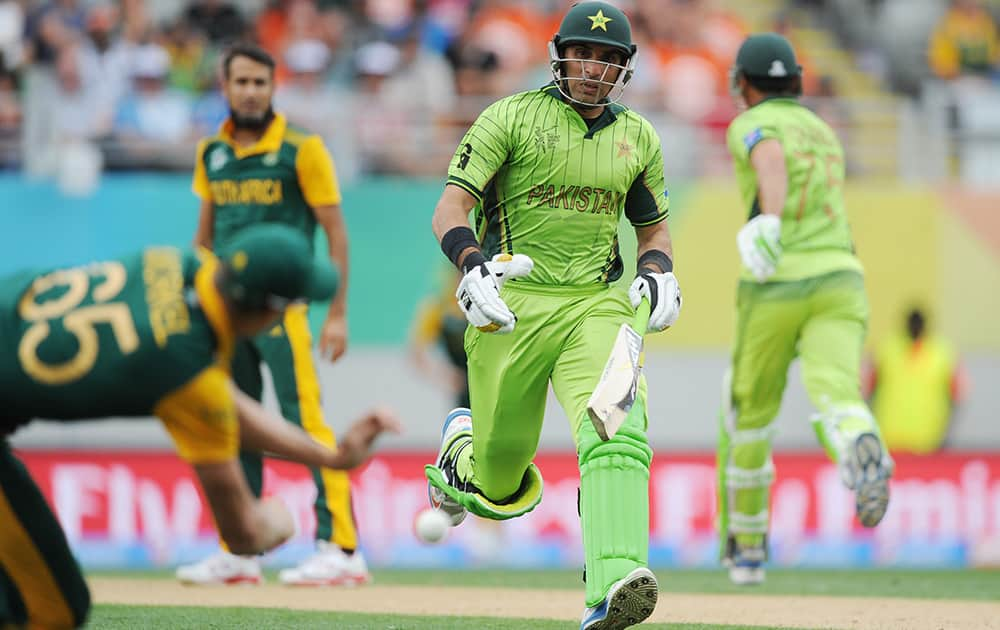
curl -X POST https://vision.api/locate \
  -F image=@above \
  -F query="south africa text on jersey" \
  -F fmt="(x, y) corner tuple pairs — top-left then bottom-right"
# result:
(143, 248), (191, 347)
(209, 178), (284, 206)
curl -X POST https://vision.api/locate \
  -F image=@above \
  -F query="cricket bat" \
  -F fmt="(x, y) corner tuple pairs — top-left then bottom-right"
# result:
(586, 299), (651, 441)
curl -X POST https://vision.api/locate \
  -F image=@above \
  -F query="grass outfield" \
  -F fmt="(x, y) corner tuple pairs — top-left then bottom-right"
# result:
(89, 605), (806, 630)
(92, 567), (1000, 600)
(374, 568), (1000, 600)
(84, 569), (1000, 629)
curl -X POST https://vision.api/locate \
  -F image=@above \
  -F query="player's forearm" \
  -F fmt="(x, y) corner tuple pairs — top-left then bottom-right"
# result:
(325, 233), (348, 318)
(750, 139), (788, 216)
(432, 197), (472, 240)
(635, 222), (674, 272)
(432, 205), (472, 240)
(234, 387), (339, 469)
(433, 185), (483, 270)
(316, 204), (348, 318)
(192, 460), (294, 555)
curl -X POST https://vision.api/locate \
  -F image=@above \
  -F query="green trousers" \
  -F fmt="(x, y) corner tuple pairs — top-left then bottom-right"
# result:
(231, 304), (358, 550)
(0, 441), (90, 629)
(465, 281), (653, 606)
(717, 270), (884, 547)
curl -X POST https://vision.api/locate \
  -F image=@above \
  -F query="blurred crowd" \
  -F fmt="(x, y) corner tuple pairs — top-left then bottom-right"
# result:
(0, 0), (997, 183)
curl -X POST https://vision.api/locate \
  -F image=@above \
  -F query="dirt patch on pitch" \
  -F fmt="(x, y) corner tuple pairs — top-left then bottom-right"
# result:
(89, 577), (1000, 629)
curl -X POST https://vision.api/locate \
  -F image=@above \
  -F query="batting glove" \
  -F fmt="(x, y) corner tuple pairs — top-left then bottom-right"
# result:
(628, 271), (682, 333)
(456, 253), (534, 334)
(737, 214), (782, 282)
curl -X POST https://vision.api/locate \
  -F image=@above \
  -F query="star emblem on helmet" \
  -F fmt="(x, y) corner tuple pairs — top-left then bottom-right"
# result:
(588, 9), (613, 31)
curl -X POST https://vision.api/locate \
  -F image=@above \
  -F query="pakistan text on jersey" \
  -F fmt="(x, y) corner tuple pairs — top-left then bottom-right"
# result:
(788, 124), (836, 151)
(143, 248), (191, 347)
(209, 179), (284, 206)
(526, 184), (624, 216)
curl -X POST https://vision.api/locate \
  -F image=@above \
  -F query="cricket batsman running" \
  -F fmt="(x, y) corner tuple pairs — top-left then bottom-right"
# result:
(718, 33), (894, 586)
(424, 3), (682, 628)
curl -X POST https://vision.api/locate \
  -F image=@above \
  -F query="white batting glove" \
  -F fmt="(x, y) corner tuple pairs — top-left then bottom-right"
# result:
(456, 253), (534, 334)
(628, 271), (682, 333)
(737, 214), (782, 282)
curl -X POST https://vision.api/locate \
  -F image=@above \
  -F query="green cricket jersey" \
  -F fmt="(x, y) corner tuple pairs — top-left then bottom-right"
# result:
(727, 97), (863, 282)
(447, 83), (669, 286)
(0, 248), (240, 463)
(193, 114), (341, 252)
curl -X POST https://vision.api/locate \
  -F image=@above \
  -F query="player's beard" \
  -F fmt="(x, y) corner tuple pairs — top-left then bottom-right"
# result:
(230, 106), (275, 132)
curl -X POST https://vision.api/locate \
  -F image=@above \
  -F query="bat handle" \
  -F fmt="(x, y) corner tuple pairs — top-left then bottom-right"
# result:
(632, 297), (651, 335)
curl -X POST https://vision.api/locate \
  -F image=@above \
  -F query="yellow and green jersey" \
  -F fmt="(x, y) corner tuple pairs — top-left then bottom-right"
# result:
(727, 97), (862, 282)
(193, 113), (341, 252)
(447, 83), (669, 286)
(0, 247), (239, 464)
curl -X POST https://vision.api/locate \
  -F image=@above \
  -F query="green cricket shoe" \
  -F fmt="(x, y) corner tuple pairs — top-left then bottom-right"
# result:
(426, 407), (473, 526)
(580, 567), (658, 630)
(847, 432), (893, 527)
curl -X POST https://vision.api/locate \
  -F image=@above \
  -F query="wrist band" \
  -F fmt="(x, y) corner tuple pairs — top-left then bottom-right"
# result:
(441, 226), (483, 271)
(637, 249), (673, 274)
(460, 250), (487, 273)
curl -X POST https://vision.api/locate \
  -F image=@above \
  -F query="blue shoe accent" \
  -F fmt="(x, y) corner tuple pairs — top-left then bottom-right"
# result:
(428, 408), (472, 526)
(443, 407), (473, 436)
(724, 535), (767, 585)
(580, 599), (608, 629)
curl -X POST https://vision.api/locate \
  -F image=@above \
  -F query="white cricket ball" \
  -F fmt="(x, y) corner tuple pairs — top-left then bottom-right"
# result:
(414, 508), (451, 544)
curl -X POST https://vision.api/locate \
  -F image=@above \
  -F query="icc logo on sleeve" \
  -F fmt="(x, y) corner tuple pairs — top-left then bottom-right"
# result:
(208, 147), (229, 172)
(533, 125), (559, 152)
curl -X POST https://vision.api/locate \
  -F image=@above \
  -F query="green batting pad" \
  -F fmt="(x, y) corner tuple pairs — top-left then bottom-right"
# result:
(717, 390), (732, 556)
(578, 412), (652, 607)
(424, 464), (543, 520)
(718, 408), (774, 548)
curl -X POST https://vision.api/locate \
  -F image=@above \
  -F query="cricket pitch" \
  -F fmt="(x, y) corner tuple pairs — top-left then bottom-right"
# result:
(89, 577), (1000, 629)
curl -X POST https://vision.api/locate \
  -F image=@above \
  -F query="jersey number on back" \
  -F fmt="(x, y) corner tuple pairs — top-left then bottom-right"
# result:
(17, 262), (140, 385)
(793, 152), (844, 220)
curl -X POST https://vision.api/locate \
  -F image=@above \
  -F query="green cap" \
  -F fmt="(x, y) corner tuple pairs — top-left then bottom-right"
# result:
(734, 33), (801, 78)
(217, 224), (338, 310)
(554, 1), (635, 58)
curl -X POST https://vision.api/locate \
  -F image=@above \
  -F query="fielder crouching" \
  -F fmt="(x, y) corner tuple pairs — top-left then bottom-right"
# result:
(0, 225), (399, 629)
